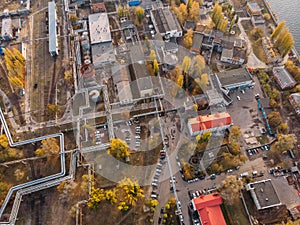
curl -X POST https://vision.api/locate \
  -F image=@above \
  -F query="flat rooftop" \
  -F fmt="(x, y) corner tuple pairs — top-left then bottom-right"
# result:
(247, 179), (281, 210)
(88, 13), (111, 44)
(48, 1), (57, 53)
(216, 68), (253, 87)
(191, 32), (204, 51)
(1, 17), (12, 37)
(91, 42), (115, 67)
(247, 1), (261, 12)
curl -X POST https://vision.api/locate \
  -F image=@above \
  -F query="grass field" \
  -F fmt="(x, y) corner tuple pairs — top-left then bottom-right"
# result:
(223, 198), (250, 225)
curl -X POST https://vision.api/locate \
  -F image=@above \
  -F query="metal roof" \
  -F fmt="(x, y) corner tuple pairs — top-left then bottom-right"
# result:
(88, 13), (111, 44)
(151, 8), (181, 34)
(48, 1), (57, 54)
(216, 68), (253, 87)
(273, 66), (296, 89)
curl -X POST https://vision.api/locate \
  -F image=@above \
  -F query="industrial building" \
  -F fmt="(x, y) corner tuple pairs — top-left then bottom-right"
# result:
(246, 1), (262, 16)
(150, 7), (182, 39)
(88, 13), (115, 66)
(48, 1), (58, 56)
(215, 67), (254, 91)
(246, 179), (281, 210)
(187, 112), (232, 136)
(1, 17), (12, 40)
(273, 66), (296, 90)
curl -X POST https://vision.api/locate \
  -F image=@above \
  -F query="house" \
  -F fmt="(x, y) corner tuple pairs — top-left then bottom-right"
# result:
(187, 112), (232, 136)
(216, 67), (254, 91)
(191, 193), (227, 225)
(246, 1), (262, 16)
(289, 93), (300, 115)
(48, 1), (58, 56)
(246, 179), (281, 210)
(273, 66), (296, 90)
(150, 7), (182, 39)
(261, 37), (282, 64)
(1, 18), (12, 40)
(190, 32), (204, 54)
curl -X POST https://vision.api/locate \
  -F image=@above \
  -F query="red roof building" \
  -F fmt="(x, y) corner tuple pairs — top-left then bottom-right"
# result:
(188, 112), (232, 136)
(192, 193), (227, 225)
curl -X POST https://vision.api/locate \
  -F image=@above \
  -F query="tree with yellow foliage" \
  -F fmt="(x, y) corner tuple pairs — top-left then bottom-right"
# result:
(107, 139), (130, 160)
(105, 189), (118, 204)
(189, 1), (200, 21)
(117, 177), (144, 206)
(183, 29), (194, 48)
(87, 187), (105, 209)
(35, 138), (60, 156)
(3, 48), (26, 89)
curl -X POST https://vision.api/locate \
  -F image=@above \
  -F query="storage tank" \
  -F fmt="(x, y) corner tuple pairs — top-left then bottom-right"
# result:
(89, 90), (100, 103)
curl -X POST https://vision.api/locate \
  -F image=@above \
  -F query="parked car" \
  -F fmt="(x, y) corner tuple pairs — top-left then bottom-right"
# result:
(210, 174), (216, 180)
(237, 95), (241, 101)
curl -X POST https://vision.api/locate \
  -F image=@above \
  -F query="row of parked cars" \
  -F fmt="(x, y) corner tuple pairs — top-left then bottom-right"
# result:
(152, 161), (165, 188)
(247, 145), (270, 156)
(135, 126), (141, 147)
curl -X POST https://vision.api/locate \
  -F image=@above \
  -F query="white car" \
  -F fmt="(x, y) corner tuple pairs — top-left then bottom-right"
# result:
(237, 95), (241, 101)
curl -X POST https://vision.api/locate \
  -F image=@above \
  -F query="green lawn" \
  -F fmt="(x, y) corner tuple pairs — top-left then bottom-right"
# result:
(222, 199), (250, 225)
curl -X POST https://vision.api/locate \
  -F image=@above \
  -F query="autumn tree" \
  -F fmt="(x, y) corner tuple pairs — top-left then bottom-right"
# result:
(35, 137), (60, 156)
(117, 177), (144, 206)
(0, 182), (12, 205)
(211, 3), (225, 31)
(118, 201), (129, 212)
(286, 219), (300, 225)
(153, 59), (159, 76)
(192, 55), (205, 77)
(189, 1), (200, 21)
(117, 6), (129, 19)
(145, 199), (159, 212)
(183, 29), (194, 48)
(174, 3), (188, 25)
(3, 48), (26, 89)
(267, 111), (282, 129)
(87, 187), (105, 209)
(182, 56), (191, 88)
(273, 134), (296, 153)
(250, 27), (264, 40)
(105, 189), (118, 204)
(263, 13), (271, 21)
(145, 36), (151, 53)
(46, 104), (62, 118)
(149, 50), (157, 62)
(220, 175), (244, 205)
(271, 20), (286, 41)
(69, 14), (78, 22)
(107, 139), (130, 160)
(134, 7), (145, 26)
(64, 70), (73, 83)
(182, 162), (195, 180)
